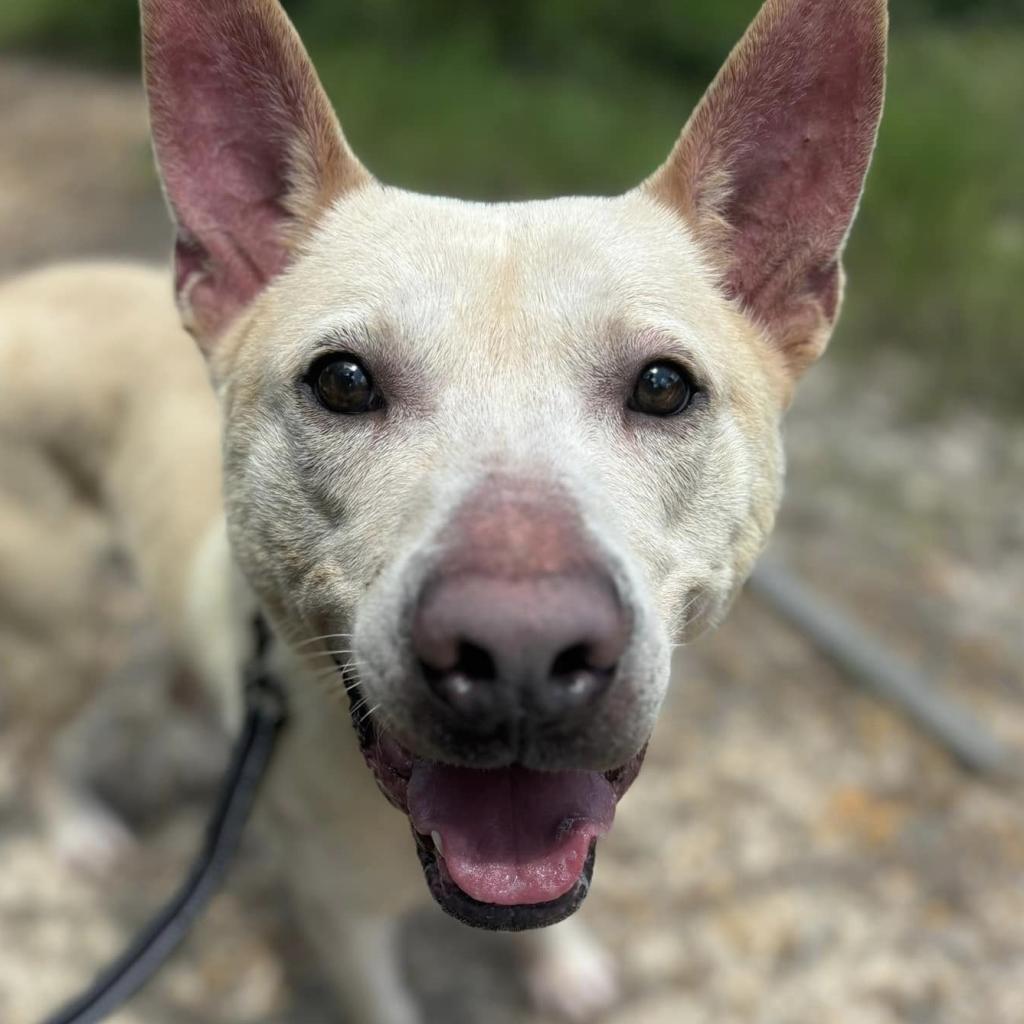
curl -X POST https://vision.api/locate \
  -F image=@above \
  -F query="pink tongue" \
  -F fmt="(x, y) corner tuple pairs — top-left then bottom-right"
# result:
(407, 763), (616, 906)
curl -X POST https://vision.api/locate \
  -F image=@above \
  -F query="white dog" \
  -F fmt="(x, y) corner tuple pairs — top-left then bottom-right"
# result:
(0, 0), (887, 1018)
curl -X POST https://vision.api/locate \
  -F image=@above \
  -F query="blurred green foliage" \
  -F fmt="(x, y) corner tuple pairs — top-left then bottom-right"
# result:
(1, 0), (1021, 414)
(846, 28), (1024, 415)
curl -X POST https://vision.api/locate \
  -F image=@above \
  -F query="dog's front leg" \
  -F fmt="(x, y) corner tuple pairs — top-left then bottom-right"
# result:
(517, 914), (620, 1023)
(269, 791), (424, 1024)
(284, 871), (420, 1024)
(330, 912), (421, 1024)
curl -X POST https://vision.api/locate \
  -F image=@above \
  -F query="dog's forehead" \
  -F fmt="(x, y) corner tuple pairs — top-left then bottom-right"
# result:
(284, 187), (728, 349)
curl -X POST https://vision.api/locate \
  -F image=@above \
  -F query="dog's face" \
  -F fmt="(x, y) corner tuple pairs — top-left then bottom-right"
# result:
(143, 0), (886, 927)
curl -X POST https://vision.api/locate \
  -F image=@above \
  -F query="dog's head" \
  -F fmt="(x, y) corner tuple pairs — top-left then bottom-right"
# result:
(143, 0), (886, 928)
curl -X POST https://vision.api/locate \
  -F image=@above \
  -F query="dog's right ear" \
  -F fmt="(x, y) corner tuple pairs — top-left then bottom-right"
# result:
(142, 0), (371, 347)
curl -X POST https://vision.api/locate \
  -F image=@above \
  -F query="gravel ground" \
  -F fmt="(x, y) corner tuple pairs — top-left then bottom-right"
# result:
(1, 59), (1021, 1024)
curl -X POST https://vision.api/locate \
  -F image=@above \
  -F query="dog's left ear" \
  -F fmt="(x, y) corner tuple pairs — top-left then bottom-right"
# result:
(643, 0), (887, 379)
(142, 0), (371, 346)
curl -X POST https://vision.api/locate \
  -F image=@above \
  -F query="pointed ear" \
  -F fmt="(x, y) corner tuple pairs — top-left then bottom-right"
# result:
(142, 0), (371, 346)
(643, 0), (887, 378)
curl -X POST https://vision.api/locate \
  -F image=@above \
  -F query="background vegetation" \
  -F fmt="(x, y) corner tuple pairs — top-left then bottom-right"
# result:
(1, 0), (1021, 415)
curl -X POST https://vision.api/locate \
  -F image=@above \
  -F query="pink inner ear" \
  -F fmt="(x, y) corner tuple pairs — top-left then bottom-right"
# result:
(651, 0), (886, 370)
(144, 0), (359, 339)
(718, 1), (883, 322)
(161, 45), (292, 329)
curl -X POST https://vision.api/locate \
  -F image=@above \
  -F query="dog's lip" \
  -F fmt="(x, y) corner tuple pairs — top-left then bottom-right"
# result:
(343, 665), (648, 921)
(360, 705), (648, 823)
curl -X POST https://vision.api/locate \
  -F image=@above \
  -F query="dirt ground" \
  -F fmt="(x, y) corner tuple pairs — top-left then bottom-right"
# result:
(1, 59), (1022, 1024)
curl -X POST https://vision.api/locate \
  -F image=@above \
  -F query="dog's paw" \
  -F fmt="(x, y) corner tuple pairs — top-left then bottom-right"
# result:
(52, 797), (136, 876)
(525, 928), (620, 1022)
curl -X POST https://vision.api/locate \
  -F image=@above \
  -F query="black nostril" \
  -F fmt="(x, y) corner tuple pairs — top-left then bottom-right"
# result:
(452, 640), (497, 682)
(542, 642), (616, 720)
(550, 643), (593, 679)
(419, 641), (497, 685)
(420, 641), (501, 726)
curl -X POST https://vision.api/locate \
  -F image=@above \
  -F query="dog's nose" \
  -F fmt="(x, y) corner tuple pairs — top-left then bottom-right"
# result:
(412, 571), (628, 733)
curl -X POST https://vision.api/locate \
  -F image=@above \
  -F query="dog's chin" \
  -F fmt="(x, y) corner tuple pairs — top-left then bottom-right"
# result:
(342, 671), (647, 931)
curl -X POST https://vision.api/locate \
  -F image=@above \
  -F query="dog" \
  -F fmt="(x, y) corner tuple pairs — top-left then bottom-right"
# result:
(0, 0), (887, 1019)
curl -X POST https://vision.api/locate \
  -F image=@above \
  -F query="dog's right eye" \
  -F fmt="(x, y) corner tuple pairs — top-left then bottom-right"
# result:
(629, 360), (697, 418)
(307, 354), (382, 415)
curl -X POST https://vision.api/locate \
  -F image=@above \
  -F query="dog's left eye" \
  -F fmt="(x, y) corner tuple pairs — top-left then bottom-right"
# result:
(629, 361), (696, 417)
(308, 354), (382, 415)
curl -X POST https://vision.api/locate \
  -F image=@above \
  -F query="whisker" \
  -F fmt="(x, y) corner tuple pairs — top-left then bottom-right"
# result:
(312, 676), (363, 708)
(309, 660), (366, 678)
(670, 591), (707, 646)
(310, 667), (351, 683)
(291, 633), (354, 649)
(359, 703), (381, 726)
(318, 662), (366, 680)
(319, 680), (363, 700)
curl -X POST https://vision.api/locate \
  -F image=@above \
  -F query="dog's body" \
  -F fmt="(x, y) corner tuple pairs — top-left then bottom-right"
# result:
(0, 0), (887, 1019)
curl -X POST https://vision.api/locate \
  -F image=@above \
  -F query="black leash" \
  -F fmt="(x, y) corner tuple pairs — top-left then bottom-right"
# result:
(42, 615), (289, 1024)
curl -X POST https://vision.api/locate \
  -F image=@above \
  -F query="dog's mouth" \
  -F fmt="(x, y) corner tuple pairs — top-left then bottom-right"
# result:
(342, 669), (646, 930)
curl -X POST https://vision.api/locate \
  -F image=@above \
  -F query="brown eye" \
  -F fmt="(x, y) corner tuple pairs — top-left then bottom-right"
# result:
(629, 361), (696, 417)
(309, 354), (381, 414)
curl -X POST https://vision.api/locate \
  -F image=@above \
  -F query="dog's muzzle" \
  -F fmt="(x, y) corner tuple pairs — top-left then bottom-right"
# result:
(344, 675), (648, 929)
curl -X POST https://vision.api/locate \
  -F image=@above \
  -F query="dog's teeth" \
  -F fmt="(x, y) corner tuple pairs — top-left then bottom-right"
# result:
(431, 830), (444, 856)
